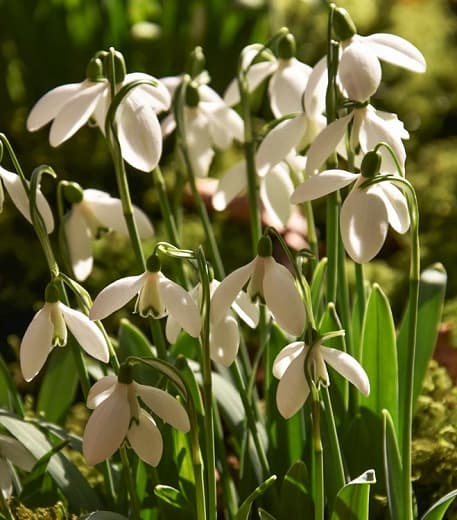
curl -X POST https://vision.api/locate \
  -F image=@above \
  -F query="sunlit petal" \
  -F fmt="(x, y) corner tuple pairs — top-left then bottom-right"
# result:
(0, 458), (12, 498)
(0, 436), (35, 471)
(212, 161), (247, 211)
(232, 289), (260, 328)
(65, 207), (93, 281)
(186, 109), (215, 177)
(86, 376), (118, 409)
(273, 341), (305, 379)
(210, 313), (240, 366)
(201, 102), (244, 149)
(269, 58), (311, 117)
(291, 169), (358, 204)
(260, 162), (294, 229)
(127, 410), (163, 467)
(373, 181), (410, 234)
(224, 61), (277, 106)
(165, 314), (182, 343)
(304, 56), (327, 117)
(276, 347), (309, 419)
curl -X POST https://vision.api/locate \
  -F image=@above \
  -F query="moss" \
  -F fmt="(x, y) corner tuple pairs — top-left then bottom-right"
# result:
(7, 498), (73, 520)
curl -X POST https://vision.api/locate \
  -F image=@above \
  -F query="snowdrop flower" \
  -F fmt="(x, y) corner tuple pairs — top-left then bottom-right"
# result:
(20, 282), (109, 382)
(211, 236), (305, 337)
(90, 255), (201, 338)
(63, 184), (154, 281)
(83, 372), (190, 466)
(27, 51), (171, 172)
(166, 279), (259, 366)
(0, 434), (35, 498)
(291, 151), (410, 263)
(273, 333), (370, 419)
(161, 77), (244, 178)
(0, 166), (54, 233)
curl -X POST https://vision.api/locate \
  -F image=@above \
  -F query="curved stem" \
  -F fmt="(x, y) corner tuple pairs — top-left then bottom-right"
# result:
(120, 445), (141, 519)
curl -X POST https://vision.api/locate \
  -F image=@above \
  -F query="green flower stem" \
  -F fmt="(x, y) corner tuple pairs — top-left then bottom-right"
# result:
(354, 262), (366, 350)
(311, 385), (324, 520)
(120, 445), (141, 519)
(304, 201), (319, 271)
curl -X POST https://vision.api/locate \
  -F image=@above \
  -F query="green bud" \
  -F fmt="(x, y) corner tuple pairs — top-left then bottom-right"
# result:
(185, 81), (200, 107)
(86, 57), (104, 82)
(333, 7), (357, 42)
(118, 363), (133, 384)
(257, 235), (273, 257)
(277, 32), (296, 60)
(185, 46), (206, 78)
(360, 150), (382, 178)
(62, 182), (84, 204)
(45, 281), (60, 303)
(146, 254), (161, 273)
(103, 48), (126, 84)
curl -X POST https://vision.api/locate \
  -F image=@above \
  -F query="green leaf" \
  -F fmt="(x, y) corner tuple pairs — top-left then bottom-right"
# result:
(0, 355), (23, 415)
(279, 460), (312, 519)
(236, 475), (277, 520)
(421, 489), (457, 520)
(397, 264), (447, 413)
(258, 507), (277, 519)
(360, 284), (398, 431)
(154, 485), (188, 509)
(118, 318), (154, 359)
(382, 409), (404, 520)
(79, 513), (129, 520)
(331, 470), (376, 520)
(311, 257), (328, 315)
(37, 344), (78, 424)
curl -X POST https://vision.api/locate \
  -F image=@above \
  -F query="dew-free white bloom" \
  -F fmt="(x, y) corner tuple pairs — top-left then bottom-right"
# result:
(273, 339), (369, 419)
(0, 166), (54, 233)
(210, 238), (305, 337)
(65, 188), (154, 281)
(27, 72), (170, 172)
(166, 279), (259, 366)
(0, 434), (35, 498)
(20, 294), (109, 381)
(83, 375), (190, 466)
(90, 263), (201, 338)
(291, 166), (410, 263)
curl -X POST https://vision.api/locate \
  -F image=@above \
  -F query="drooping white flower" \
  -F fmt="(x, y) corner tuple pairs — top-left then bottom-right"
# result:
(291, 152), (410, 263)
(83, 374), (190, 466)
(90, 256), (201, 338)
(64, 187), (154, 281)
(27, 65), (170, 172)
(0, 166), (54, 233)
(273, 337), (369, 419)
(210, 236), (305, 337)
(166, 279), (259, 366)
(161, 78), (244, 178)
(0, 434), (35, 498)
(20, 284), (109, 382)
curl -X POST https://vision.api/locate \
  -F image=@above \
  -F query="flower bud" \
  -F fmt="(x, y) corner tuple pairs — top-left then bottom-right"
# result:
(103, 48), (126, 84)
(333, 7), (357, 42)
(360, 150), (382, 178)
(62, 182), (84, 204)
(277, 32), (296, 60)
(185, 46), (206, 78)
(257, 235), (273, 257)
(86, 57), (105, 82)
(185, 81), (200, 108)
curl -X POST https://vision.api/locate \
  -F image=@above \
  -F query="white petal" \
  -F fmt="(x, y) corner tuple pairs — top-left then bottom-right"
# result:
(363, 33), (426, 73)
(210, 260), (255, 325)
(65, 208), (93, 281)
(0, 436), (34, 471)
(134, 383), (190, 431)
(305, 113), (353, 176)
(86, 375), (118, 409)
(165, 314), (182, 343)
(90, 273), (147, 320)
(320, 345), (370, 396)
(158, 276), (201, 338)
(117, 93), (163, 172)
(273, 341), (305, 379)
(256, 116), (305, 177)
(160, 75), (183, 99)
(27, 82), (86, 131)
(275, 347), (309, 419)
(224, 61), (277, 106)
(186, 109), (214, 177)
(209, 313), (240, 366)
(124, 73), (172, 112)
(0, 168), (54, 233)
(0, 459), (12, 498)
(304, 56), (327, 117)
(84, 190), (154, 239)
(83, 384), (130, 465)
(201, 103), (244, 149)
(20, 306), (53, 382)
(373, 182), (410, 233)
(60, 303), (109, 363)
(231, 289), (260, 328)
(198, 84), (224, 103)
(340, 188), (389, 263)
(50, 81), (106, 146)
(269, 58), (311, 117)
(212, 161), (247, 211)
(161, 113), (176, 136)
(338, 43), (381, 102)
(291, 169), (358, 204)
(262, 257), (305, 337)
(260, 162), (294, 229)
(127, 410), (163, 467)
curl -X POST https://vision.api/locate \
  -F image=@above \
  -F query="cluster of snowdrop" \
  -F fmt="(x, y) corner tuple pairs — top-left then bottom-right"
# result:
(0, 8), (426, 507)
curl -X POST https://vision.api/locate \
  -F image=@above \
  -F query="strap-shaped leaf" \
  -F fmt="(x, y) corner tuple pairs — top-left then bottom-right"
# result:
(236, 475), (277, 520)
(421, 489), (457, 520)
(383, 409), (404, 519)
(331, 470), (376, 520)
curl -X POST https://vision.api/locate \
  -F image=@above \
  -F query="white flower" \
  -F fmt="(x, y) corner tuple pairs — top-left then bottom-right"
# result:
(291, 167), (410, 263)
(0, 434), (35, 498)
(273, 339), (369, 419)
(166, 279), (259, 366)
(90, 264), (202, 338)
(83, 375), (190, 466)
(20, 295), (109, 382)
(65, 188), (154, 281)
(161, 79), (244, 178)
(0, 166), (54, 233)
(210, 240), (305, 337)
(27, 73), (170, 172)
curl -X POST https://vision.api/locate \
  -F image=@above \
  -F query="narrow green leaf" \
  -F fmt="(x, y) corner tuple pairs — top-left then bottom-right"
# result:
(382, 409), (404, 520)
(236, 475), (277, 520)
(311, 257), (328, 315)
(360, 284), (398, 430)
(258, 507), (277, 519)
(331, 470), (376, 520)
(79, 513), (129, 520)
(421, 489), (457, 520)
(279, 460), (312, 519)
(118, 318), (154, 359)
(154, 485), (188, 509)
